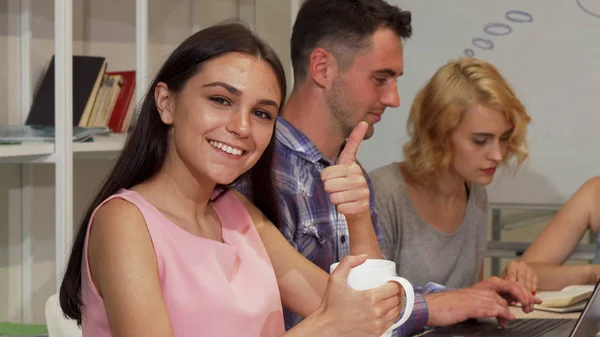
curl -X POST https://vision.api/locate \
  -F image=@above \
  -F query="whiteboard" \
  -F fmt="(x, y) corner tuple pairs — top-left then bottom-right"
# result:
(357, 0), (600, 207)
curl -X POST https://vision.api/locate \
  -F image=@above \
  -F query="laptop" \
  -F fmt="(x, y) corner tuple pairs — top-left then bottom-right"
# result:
(424, 279), (600, 337)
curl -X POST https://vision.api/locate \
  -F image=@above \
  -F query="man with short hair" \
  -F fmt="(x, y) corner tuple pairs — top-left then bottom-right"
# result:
(275, 1), (422, 333)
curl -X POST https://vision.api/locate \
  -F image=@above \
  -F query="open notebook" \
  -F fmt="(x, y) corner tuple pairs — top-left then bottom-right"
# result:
(534, 284), (595, 313)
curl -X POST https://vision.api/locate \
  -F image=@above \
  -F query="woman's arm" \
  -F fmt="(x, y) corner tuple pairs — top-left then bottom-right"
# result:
(237, 191), (407, 336)
(236, 191), (327, 317)
(522, 263), (596, 291)
(88, 199), (174, 337)
(236, 189), (395, 318)
(519, 176), (600, 290)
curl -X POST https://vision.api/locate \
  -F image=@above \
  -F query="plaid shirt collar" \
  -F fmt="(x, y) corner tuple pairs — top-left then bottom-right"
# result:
(275, 116), (341, 166)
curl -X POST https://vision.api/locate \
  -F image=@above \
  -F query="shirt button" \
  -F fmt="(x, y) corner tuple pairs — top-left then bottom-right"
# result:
(340, 235), (346, 243)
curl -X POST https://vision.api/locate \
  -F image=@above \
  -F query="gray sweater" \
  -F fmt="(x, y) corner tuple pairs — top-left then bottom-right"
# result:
(369, 163), (488, 289)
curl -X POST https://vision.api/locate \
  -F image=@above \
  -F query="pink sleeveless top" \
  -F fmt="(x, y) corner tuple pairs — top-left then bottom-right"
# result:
(81, 189), (285, 337)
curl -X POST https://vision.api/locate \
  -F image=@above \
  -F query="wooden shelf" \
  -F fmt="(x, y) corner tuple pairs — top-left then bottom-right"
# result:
(0, 133), (127, 163)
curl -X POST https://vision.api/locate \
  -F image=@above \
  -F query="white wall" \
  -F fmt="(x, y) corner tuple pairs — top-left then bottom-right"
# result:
(0, 0), (292, 323)
(361, 0), (600, 206)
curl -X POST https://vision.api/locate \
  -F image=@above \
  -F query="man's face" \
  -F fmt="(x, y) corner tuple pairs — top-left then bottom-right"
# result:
(326, 28), (404, 139)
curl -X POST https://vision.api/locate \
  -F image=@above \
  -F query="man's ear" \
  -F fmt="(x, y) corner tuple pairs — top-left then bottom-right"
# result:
(308, 48), (337, 88)
(155, 82), (174, 125)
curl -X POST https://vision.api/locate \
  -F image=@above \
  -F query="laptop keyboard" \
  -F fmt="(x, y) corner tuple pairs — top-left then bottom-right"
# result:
(470, 319), (572, 336)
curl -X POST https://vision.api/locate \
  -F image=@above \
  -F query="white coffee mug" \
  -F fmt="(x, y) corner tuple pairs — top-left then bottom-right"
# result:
(329, 259), (415, 337)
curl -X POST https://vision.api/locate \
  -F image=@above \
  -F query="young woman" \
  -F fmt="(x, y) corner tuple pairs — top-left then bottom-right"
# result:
(58, 22), (404, 337)
(369, 57), (531, 289)
(503, 176), (600, 291)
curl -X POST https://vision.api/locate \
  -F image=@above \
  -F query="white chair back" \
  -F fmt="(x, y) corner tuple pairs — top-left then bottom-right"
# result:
(45, 294), (82, 337)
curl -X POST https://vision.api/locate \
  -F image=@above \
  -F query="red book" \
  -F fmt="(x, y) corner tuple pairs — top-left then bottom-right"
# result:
(106, 70), (136, 133)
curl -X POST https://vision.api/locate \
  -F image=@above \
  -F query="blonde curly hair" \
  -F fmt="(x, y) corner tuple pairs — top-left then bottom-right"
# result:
(403, 57), (531, 185)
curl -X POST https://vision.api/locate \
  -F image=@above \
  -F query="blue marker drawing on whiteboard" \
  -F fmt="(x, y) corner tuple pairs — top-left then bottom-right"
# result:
(464, 10), (533, 57)
(472, 38), (494, 50)
(505, 10), (534, 23)
(484, 23), (513, 36)
(577, 0), (600, 18)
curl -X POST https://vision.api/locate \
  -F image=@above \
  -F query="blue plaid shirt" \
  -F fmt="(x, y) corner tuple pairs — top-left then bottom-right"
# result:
(237, 117), (446, 336)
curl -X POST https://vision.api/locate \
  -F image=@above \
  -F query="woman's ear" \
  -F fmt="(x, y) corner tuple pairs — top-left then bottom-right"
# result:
(155, 82), (174, 125)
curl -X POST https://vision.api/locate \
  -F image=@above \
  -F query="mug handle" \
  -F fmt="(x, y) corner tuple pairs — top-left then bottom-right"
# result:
(385, 276), (415, 330)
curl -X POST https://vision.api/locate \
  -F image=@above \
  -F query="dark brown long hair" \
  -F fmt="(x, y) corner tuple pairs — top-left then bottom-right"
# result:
(59, 21), (286, 324)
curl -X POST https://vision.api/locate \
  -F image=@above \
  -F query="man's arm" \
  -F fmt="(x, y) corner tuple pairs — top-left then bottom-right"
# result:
(365, 168), (386, 257)
(391, 282), (447, 337)
(325, 123), (383, 259)
(344, 206), (383, 258)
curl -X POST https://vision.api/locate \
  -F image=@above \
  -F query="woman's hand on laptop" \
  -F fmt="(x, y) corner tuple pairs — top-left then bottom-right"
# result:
(424, 276), (542, 328)
(471, 276), (542, 313)
(424, 286), (515, 328)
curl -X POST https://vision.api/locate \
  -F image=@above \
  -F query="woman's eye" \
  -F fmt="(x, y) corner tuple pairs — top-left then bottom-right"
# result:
(254, 110), (273, 120)
(210, 97), (231, 106)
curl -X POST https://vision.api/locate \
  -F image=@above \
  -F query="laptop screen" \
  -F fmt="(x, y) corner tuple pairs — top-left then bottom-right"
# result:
(570, 278), (600, 337)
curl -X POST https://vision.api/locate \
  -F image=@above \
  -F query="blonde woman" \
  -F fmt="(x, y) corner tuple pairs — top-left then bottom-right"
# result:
(369, 57), (531, 289)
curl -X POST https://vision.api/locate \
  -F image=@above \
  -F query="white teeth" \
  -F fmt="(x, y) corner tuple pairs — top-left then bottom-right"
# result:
(209, 140), (244, 156)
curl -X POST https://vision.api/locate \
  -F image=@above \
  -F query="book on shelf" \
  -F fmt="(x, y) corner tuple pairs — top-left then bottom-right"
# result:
(106, 70), (136, 133)
(26, 55), (106, 127)
(0, 125), (111, 144)
(25, 55), (136, 133)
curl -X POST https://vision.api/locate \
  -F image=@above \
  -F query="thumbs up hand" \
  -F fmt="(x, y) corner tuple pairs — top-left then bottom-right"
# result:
(321, 121), (370, 219)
